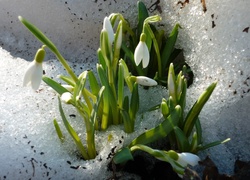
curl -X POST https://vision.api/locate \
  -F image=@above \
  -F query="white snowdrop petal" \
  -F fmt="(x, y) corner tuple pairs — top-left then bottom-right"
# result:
(142, 43), (149, 68)
(134, 42), (143, 66)
(177, 152), (200, 167)
(136, 76), (157, 86)
(23, 61), (36, 87)
(61, 92), (73, 104)
(103, 17), (114, 44)
(31, 63), (43, 90)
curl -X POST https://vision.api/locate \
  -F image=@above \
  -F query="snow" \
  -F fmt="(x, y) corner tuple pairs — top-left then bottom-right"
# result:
(0, 0), (250, 179)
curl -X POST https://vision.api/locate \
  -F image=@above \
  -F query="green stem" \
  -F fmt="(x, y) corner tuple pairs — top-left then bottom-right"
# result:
(55, 50), (78, 83)
(144, 24), (162, 77)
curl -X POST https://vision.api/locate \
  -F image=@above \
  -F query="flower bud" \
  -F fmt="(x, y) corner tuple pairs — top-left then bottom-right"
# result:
(61, 92), (73, 104)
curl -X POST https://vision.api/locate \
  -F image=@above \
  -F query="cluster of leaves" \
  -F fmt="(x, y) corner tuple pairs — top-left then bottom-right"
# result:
(121, 1), (193, 86)
(19, 3), (158, 160)
(113, 63), (230, 176)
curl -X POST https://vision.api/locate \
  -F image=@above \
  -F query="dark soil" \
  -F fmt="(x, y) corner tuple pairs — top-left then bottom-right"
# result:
(109, 154), (250, 180)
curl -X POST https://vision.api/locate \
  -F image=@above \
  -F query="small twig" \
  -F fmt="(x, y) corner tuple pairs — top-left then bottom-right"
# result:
(201, 0), (207, 12)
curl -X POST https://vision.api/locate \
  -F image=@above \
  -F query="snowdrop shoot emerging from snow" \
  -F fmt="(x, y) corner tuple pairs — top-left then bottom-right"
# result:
(23, 45), (46, 90)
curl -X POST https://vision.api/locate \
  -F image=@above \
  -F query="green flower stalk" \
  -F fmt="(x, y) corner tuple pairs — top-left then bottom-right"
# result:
(19, 16), (78, 83)
(113, 144), (200, 177)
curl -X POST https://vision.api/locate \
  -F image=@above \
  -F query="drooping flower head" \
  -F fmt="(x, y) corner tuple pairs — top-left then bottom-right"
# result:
(129, 76), (157, 86)
(177, 152), (200, 167)
(134, 33), (149, 68)
(61, 92), (73, 104)
(135, 76), (157, 86)
(23, 45), (46, 90)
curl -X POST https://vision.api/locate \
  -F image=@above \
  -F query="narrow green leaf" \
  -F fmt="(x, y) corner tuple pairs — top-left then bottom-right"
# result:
(58, 75), (76, 87)
(129, 105), (181, 147)
(97, 64), (119, 125)
(53, 119), (64, 142)
(97, 48), (107, 71)
(58, 97), (89, 159)
(174, 127), (190, 152)
(190, 132), (198, 153)
(137, 1), (149, 39)
(100, 30), (112, 63)
(88, 70), (100, 96)
(118, 63), (124, 109)
(197, 138), (231, 152)
(183, 82), (217, 137)
(113, 147), (134, 164)
(195, 118), (203, 144)
(86, 86), (105, 159)
(147, 104), (161, 111)
(123, 96), (129, 112)
(161, 24), (179, 71)
(42, 76), (69, 95)
(129, 83), (139, 121)
(120, 109), (134, 133)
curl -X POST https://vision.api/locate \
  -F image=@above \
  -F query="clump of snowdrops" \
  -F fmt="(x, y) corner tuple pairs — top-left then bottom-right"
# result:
(21, 1), (230, 178)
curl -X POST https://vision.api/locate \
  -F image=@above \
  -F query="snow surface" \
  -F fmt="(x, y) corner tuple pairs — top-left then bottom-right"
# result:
(0, 0), (250, 179)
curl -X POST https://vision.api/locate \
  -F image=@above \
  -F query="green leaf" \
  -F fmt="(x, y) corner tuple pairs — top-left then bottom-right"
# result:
(120, 109), (134, 133)
(88, 70), (100, 96)
(129, 105), (181, 147)
(183, 82), (217, 137)
(174, 127), (190, 152)
(100, 30), (112, 64)
(58, 96), (89, 160)
(86, 86), (105, 159)
(42, 76), (69, 95)
(53, 119), (64, 142)
(190, 132), (198, 153)
(58, 75), (76, 87)
(161, 24), (179, 71)
(195, 118), (203, 144)
(197, 138), (230, 152)
(137, 1), (149, 39)
(119, 59), (134, 91)
(147, 103), (161, 111)
(129, 83), (139, 121)
(118, 63), (124, 109)
(97, 64), (119, 124)
(97, 48), (107, 71)
(113, 147), (134, 164)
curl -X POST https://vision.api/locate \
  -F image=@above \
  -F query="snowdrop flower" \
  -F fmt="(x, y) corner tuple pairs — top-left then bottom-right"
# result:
(61, 92), (73, 104)
(136, 76), (157, 86)
(103, 16), (114, 45)
(177, 152), (200, 167)
(134, 33), (149, 68)
(23, 46), (46, 90)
